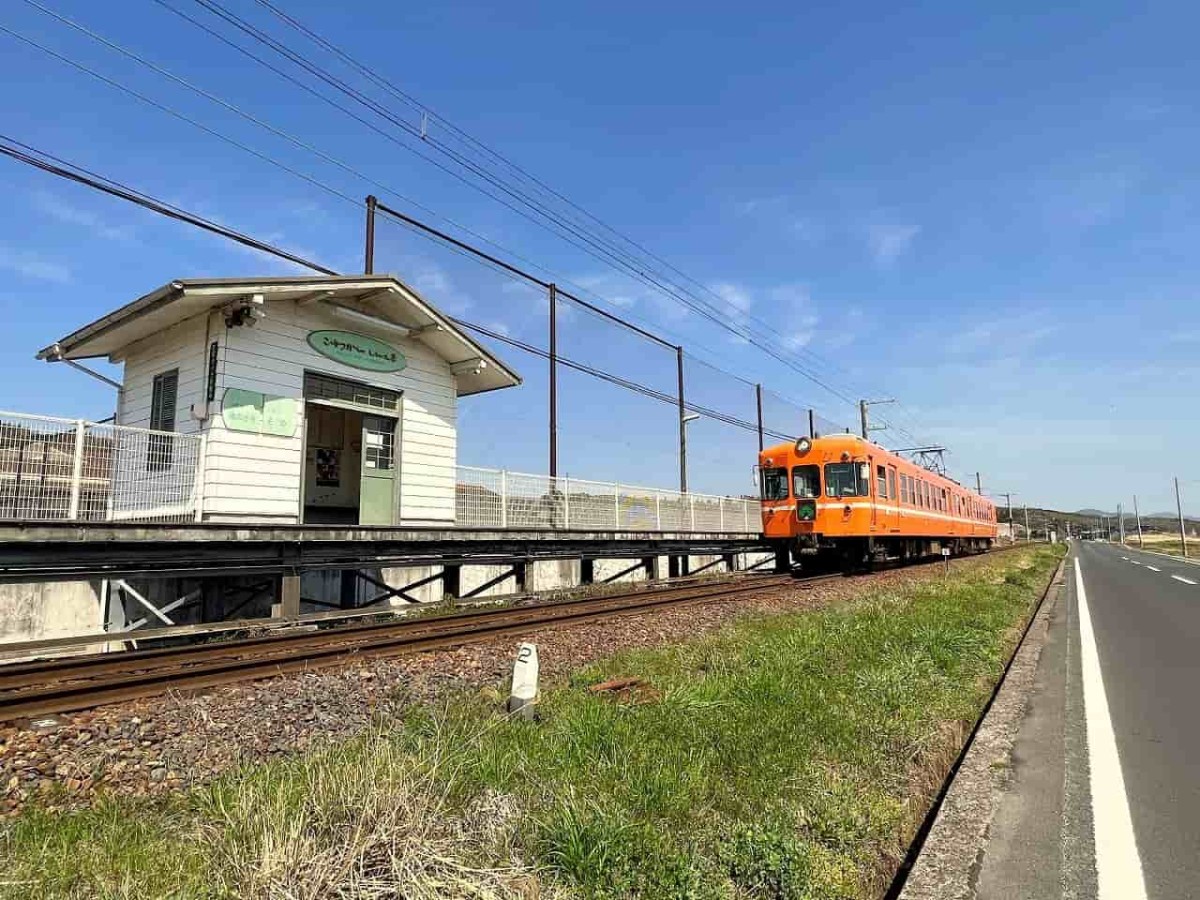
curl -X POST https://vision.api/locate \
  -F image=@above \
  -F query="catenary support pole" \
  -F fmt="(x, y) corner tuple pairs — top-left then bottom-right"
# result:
(755, 383), (764, 452)
(1024, 504), (1030, 542)
(859, 400), (869, 439)
(364, 195), (377, 274)
(1134, 495), (1144, 548)
(549, 283), (557, 478)
(808, 408), (816, 439)
(976, 472), (982, 494)
(1118, 503), (1125, 544)
(677, 347), (687, 493)
(1176, 477), (1188, 558)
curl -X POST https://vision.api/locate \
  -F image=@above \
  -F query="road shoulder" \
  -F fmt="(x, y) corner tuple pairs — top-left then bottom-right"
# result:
(900, 560), (1067, 900)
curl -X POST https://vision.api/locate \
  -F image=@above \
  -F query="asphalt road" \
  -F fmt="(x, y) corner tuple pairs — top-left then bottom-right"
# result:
(977, 540), (1200, 899)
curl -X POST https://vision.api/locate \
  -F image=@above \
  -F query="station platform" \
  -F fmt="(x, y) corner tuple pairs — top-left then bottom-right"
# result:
(0, 522), (773, 651)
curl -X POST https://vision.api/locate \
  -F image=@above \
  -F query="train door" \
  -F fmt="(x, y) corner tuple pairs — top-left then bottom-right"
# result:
(886, 465), (899, 532)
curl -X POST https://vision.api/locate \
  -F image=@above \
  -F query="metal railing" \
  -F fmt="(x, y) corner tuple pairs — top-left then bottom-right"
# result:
(0, 411), (204, 523)
(455, 465), (759, 533)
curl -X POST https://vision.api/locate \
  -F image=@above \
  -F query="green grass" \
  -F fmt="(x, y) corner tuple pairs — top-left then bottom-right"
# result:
(1, 545), (1062, 900)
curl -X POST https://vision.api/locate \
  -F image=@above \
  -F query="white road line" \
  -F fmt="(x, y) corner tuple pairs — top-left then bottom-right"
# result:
(1172, 574), (1198, 585)
(1145, 566), (1161, 572)
(1129, 560), (1142, 566)
(1075, 558), (1149, 900)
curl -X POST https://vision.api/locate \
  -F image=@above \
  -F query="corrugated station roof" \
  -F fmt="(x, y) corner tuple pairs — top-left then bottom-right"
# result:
(37, 275), (522, 397)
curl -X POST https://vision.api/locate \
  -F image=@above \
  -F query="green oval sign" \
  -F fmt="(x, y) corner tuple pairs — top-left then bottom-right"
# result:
(307, 329), (406, 373)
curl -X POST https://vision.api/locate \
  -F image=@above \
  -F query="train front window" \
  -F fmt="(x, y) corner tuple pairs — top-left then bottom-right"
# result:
(824, 462), (867, 498)
(792, 465), (819, 498)
(761, 467), (789, 500)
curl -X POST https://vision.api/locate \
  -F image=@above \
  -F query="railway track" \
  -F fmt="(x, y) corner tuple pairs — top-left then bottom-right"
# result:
(0, 572), (821, 723)
(0, 545), (1029, 723)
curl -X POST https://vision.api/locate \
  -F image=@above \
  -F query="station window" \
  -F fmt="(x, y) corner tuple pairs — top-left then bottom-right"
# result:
(825, 462), (868, 498)
(761, 467), (789, 501)
(792, 465), (820, 499)
(876, 465), (888, 499)
(147, 368), (178, 472)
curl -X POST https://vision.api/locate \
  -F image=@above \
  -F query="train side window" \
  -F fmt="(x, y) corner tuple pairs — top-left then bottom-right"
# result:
(761, 467), (789, 500)
(887, 468), (897, 504)
(901, 475), (909, 504)
(792, 465), (819, 499)
(876, 465), (888, 499)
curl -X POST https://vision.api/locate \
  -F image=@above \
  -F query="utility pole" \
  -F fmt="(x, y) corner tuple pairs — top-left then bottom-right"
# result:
(998, 492), (1015, 543)
(858, 398), (895, 440)
(1176, 477), (1188, 558)
(1024, 504), (1031, 542)
(975, 472), (982, 494)
(1133, 495), (1144, 548)
(1117, 503), (1125, 545)
(364, 195), (377, 274)
(677, 347), (687, 493)
(755, 383), (764, 452)
(549, 283), (557, 478)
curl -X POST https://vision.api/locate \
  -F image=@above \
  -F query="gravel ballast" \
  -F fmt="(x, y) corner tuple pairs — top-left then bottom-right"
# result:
(1, 559), (1000, 816)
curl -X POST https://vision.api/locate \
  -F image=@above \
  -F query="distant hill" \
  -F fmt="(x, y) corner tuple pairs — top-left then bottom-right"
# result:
(1013, 505), (1199, 538)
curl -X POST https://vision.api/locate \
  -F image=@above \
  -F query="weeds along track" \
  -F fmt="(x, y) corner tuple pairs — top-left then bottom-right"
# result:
(0, 546), (1025, 723)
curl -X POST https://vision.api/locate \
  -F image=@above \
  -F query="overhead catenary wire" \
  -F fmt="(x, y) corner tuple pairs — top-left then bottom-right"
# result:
(0, 134), (797, 443)
(249, 0), (896, 409)
(6, 1), (926, 445)
(171, 0), (888, 417)
(17, 0), (839, 427)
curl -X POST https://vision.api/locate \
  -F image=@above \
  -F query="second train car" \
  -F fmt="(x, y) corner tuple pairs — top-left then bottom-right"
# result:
(758, 433), (997, 570)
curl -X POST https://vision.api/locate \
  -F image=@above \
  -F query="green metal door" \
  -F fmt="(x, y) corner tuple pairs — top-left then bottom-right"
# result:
(359, 414), (396, 526)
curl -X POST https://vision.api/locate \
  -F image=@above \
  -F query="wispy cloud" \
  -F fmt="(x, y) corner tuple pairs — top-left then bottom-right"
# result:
(31, 191), (133, 242)
(867, 221), (920, 265)
(707, 281), (818, 348)
(0, 246), (72, 284)
(768, 283), (818, 349)
(945, 311), (1057, 359)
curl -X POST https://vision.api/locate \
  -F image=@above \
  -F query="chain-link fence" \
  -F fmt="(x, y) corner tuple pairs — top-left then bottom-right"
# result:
(455, 465), (758, 533)
(0, 411), (204, 523)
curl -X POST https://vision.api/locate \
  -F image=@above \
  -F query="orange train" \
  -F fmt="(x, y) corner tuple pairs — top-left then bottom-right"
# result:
(757, 433), (997, 569)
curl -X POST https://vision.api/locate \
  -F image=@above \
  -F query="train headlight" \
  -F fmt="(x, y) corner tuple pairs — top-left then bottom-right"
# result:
(794, 436), (812, 455)
(797, 500), (816, 521)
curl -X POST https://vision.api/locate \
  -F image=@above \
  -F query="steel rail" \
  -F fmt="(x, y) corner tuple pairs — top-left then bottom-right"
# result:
(0, 574), (813, 721)
(0, 545), (1027, 723)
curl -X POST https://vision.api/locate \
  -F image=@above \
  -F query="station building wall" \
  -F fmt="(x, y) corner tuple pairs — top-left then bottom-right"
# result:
(117, 299), (459, 525)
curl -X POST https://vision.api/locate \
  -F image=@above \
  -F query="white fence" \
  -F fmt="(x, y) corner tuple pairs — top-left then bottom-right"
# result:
(0, 411), (204, 524)
(455, 465), (759, 533)
(0, 411), (759, 533)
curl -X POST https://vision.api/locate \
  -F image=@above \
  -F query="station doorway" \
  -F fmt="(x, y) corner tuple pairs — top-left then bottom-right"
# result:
(301, 372), (400, 526)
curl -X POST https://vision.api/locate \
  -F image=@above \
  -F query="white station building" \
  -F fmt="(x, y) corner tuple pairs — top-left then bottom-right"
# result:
(39, 275), (522, 528)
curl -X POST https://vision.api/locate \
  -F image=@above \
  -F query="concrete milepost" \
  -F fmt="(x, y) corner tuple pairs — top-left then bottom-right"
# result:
(508, 642), (539, 719)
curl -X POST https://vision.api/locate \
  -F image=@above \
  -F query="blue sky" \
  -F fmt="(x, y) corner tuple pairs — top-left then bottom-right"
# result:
(0, 0), (1196, 514)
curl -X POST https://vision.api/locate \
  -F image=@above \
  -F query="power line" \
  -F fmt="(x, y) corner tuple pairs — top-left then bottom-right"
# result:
(8, 1), (925, 443)
(22, 0), (839, 424)
(0, 135), (796, 442)
(176, 0), (882, 414)
(0, 134), (339, 274)
(251, 0), (895, 408)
